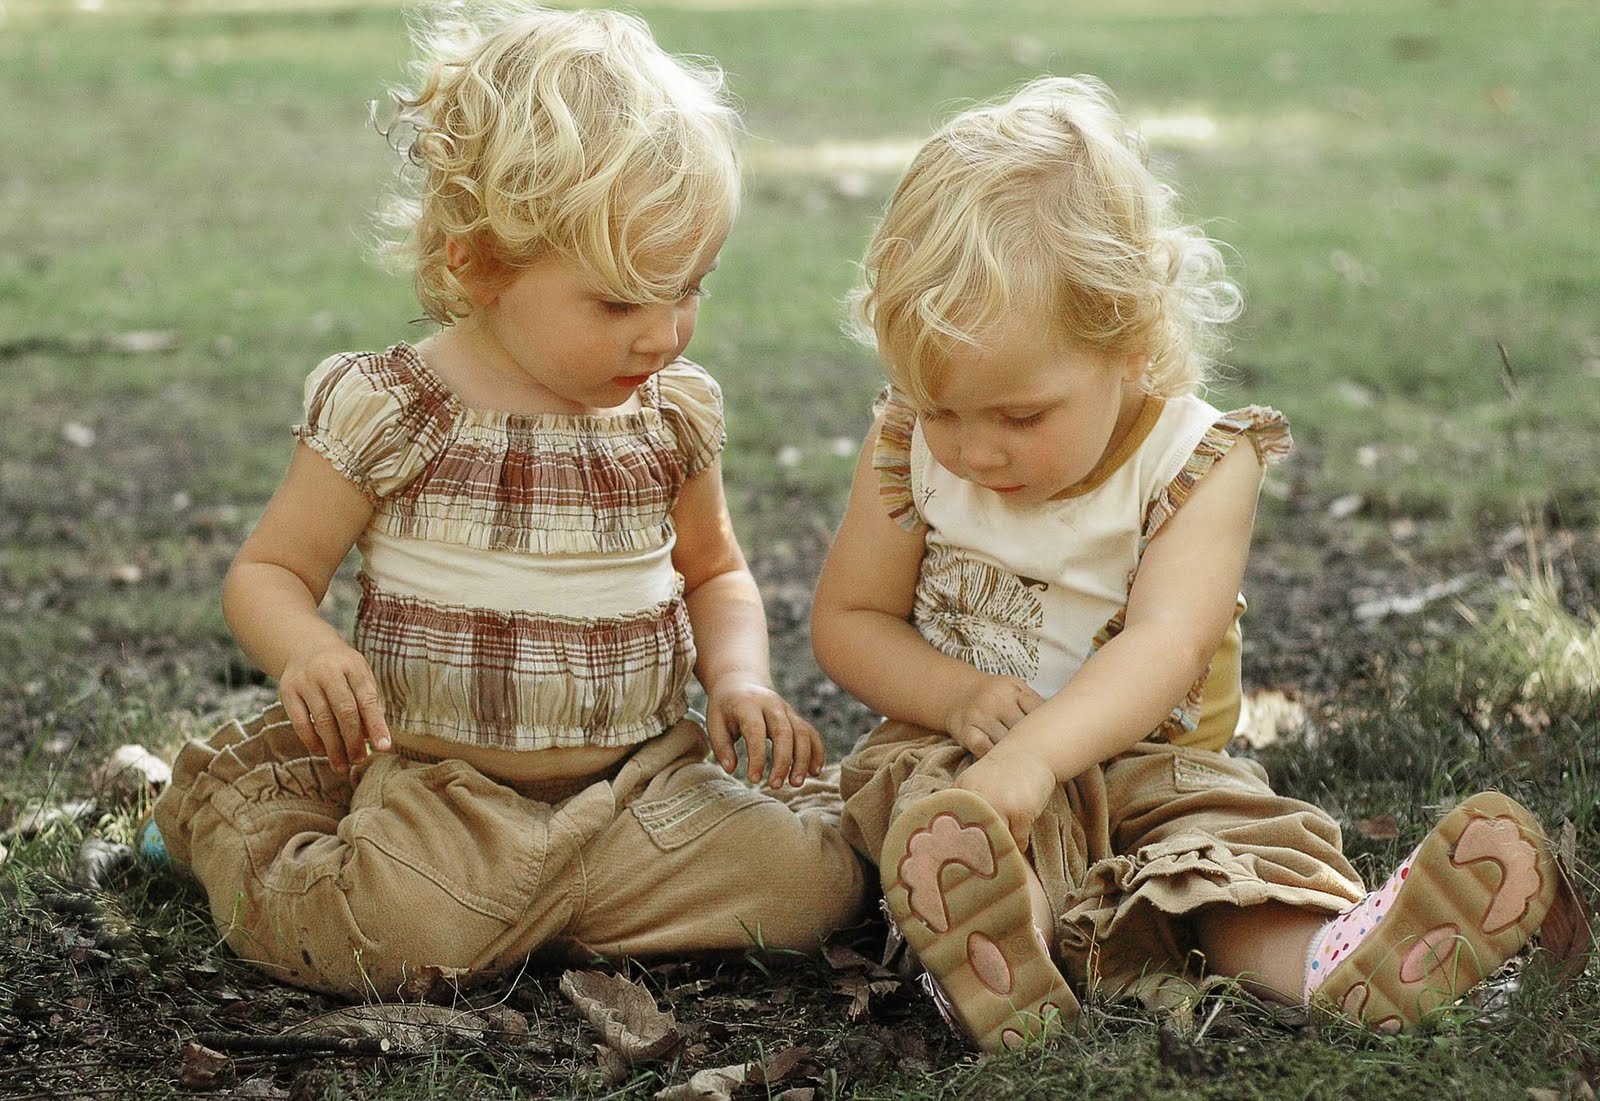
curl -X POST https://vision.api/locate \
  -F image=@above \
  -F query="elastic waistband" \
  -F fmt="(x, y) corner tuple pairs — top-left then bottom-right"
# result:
(392, 745), (627, 804)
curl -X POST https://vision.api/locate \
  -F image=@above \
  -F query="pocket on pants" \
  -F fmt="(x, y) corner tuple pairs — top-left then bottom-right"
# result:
(343, 757), (549, 925)
(630, 771), (768, 852)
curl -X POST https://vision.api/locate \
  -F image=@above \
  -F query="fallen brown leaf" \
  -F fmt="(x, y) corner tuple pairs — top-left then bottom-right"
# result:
(823, 943), (896, 979)
(286, 1003), (487, 1052)
(1532, 821), (1595, 980)
(179, 1042), (232, 1089)
(90, 743), (172, 797)
(559, 969), (682, 1063)
(74, 839), (133, 889)
(748, 1045), (811, 1086)
(654, 1063), (749, 1101)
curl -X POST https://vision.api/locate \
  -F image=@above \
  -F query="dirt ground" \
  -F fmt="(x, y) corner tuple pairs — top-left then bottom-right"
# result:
(2, 489), (1595, 1099)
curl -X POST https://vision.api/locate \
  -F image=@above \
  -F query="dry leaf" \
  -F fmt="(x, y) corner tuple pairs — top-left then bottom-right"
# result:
(90, 743), (172, 795)
(559, 970), (682, 1063)
(1531, 822), (1596, 980)
(1233, 689), (1308, 749)
(1355, 815), (1400, 842)
(286, 1004), (487, 1052)
(823, 943), (895, 979)
(832, 973), (901, 1021)
(653, 1063), (749, 1101)
(6, 798), (97, 841)
(75, 839), (133, 889)
(595, 1043), (632, 1086)
(179, 1042), (232, 1089)
(472, 1003), (529, 1041)
(748, 1045), (810, 1086)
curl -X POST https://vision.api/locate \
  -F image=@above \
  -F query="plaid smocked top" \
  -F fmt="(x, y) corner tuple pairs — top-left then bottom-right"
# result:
(293, 343), (725, 751)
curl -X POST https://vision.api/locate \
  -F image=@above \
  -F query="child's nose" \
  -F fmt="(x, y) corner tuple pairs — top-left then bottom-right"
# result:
(958, 430), (1007, 472)
(634, 302), (688, 354)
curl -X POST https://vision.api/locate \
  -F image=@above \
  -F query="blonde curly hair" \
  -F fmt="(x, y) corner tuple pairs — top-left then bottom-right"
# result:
(854, 76), (1240, 406)
(378, 3), (740, 323)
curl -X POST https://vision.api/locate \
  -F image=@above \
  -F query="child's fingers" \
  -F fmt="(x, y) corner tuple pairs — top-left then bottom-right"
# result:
(308, 696), (348, 773)
(959, 726), (997, 758)
(736, 704), (770, 783)
(788, 714), (822, 784)
(326, 683), (370, 769)
(706, 711), (738, 773)
(1017, 683), (1045, 713)
(764, 708), (795, 790)
(347, 668), (392, 752)
(281, 691), (322, 757)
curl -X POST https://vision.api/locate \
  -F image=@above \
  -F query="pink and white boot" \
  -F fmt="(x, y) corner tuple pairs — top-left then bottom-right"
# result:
(1304, 791), (1563, 1032)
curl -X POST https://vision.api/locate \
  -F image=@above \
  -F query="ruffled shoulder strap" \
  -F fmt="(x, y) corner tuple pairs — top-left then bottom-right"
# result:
(293, 344), (458, 501)
(655, 359), (726, 478)
(1142, 405), (1291, 541)
(871, 387), (928, 534)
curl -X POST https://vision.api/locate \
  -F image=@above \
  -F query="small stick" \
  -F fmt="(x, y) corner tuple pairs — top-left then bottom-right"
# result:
(193, 1031), (393, 1056)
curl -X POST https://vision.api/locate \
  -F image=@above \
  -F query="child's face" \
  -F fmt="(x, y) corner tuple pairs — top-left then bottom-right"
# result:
(916, 322), (1146, 505)
(473, 241), (721, 411)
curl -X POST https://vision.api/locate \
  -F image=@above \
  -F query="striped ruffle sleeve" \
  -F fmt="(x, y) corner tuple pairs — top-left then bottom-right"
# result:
(656, 359), (727, 478)
(1142, 405), (1292, 542)
(293, 348), (457, 501)
(871, 387), (928, 534)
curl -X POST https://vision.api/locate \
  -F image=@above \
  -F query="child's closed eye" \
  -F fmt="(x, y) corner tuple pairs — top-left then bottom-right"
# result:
(1004, 410), (1046, 428)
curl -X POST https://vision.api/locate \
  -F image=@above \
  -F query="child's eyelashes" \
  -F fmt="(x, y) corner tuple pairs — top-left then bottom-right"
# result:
(919, 408), (1047, 428)
(599, 285), (708, 314)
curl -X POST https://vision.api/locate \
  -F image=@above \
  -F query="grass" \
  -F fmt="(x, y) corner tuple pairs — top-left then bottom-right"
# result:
(1, 0), (1597, 1098)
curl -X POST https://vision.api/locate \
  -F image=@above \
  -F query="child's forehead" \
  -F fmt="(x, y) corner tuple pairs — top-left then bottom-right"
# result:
(927, 323), (1112, 406)
(574, 226), (727, 298)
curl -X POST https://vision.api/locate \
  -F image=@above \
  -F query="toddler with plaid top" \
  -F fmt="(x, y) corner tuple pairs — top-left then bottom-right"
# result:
(153, 3), (866, 999)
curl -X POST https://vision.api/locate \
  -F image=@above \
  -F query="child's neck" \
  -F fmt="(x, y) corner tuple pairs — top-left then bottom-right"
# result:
(415, 324), (641, 418)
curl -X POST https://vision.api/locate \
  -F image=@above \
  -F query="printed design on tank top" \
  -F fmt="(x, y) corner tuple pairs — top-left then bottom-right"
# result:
(912, 543), (1044, 679)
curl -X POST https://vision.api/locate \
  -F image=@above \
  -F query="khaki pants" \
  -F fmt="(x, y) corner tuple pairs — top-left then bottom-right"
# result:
(155, 705), (869, 999)
(840, 721), (1365, 1005)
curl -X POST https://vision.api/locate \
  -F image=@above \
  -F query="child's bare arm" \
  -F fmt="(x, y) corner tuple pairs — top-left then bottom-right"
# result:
(223, 443), (389, 771)
(958, 440), (1265, 845)
(812, 421), (1042, 755)
(672, 458), (823, 789)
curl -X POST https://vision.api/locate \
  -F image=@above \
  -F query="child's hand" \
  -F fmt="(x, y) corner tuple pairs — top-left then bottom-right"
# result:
(942, 675), (1044, 758)
(705, 680), (825, 789)
(955, 743), (1057, 852)
(279, 643), (393, 774)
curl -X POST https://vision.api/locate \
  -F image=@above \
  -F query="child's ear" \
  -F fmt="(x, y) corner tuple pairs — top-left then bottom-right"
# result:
(1121, 352), (1151, 383)
(446, 237), (505, 308)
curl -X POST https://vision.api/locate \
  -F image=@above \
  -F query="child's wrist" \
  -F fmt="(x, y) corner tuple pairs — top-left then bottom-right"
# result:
(985, 738), (1057, 784)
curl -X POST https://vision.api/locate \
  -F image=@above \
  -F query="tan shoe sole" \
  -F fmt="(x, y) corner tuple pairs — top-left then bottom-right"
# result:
(881, 789), (1079, 1052)
(1315, 791), (1559, 1033)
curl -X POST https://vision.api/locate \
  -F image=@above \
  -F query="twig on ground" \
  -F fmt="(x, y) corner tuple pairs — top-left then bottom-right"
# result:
(193, 1030), (392, 1057)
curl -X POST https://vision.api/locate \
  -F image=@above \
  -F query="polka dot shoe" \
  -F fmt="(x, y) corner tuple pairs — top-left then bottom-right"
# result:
(1304, 791), (1559, 1033)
